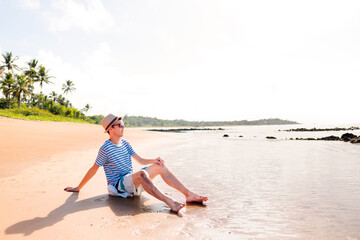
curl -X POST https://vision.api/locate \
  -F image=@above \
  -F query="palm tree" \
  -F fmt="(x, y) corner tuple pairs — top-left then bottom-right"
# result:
(24, 59), (39, 84)
(37, 65), (54, 91)
(0, 52), (21, 73)
(13, 74), (31, 107)
(49, 91), (57, 104)
(0, 72), (15, 108)
(82, 104), (91, 113)
(31, 92), (47, 109)
(27, 59), (38, 69)
(56, 94), (66, 106)
(64, 100), (72, 108)
(62, 80), (76, 95)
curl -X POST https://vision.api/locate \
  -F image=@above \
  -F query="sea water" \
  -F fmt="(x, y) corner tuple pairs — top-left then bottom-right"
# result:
(153, 125), (360, 239)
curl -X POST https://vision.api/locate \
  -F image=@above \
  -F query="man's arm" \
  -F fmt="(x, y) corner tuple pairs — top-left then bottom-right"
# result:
(132, 154), (164, 166)
(64, 163), (100, 192)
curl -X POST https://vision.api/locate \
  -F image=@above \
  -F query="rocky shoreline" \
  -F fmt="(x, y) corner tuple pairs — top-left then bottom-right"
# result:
(282, 127), (360, 132)
(289, 133), (360, 143)
(147, 127), (225, 133)
(222, 133), (360, 143)
(149, 127), (360, 144)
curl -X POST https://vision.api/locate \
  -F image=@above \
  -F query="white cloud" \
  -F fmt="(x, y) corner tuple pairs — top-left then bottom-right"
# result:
(45, 0), (115, 33)
(19, 0), (40, 10)
(34, 43), (144, 116)
(80, 42), (153, 116)
(36, 49), (85, 102)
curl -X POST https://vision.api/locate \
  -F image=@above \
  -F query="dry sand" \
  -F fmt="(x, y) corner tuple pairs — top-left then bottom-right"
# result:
(0, 117), (188, 240)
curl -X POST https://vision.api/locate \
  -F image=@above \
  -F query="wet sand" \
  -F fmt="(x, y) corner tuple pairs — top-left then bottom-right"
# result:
(0, 117), (194, 240)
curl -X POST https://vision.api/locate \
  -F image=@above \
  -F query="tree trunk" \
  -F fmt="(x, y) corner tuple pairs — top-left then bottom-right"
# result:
(17, 94), (21, 107)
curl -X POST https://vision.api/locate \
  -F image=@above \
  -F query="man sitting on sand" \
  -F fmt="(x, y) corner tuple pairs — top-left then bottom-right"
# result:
(64, 113), (207, 212)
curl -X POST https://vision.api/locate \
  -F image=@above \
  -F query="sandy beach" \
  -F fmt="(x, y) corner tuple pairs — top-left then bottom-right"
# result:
(0, 117), (191, 240)
(3, 116), (360, 240)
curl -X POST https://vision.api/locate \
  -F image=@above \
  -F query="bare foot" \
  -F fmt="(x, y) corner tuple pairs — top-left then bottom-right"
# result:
(186, 192), (208, 203)
(167, 200), (186, 213)
(64, 187), (79, 192)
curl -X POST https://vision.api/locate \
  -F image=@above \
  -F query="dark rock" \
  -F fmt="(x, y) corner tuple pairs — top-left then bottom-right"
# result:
(283, 126), (360, 132)
(350, 137), (360, 143)
(293, 136), (339, 141)
(341, 133), (358, 142)
(294, 138), (316, 140)
(266, 136), (276, 139)
(238, 135), (243, 138)
(318, 136), (341, 141)
(223, 134), (229, 137)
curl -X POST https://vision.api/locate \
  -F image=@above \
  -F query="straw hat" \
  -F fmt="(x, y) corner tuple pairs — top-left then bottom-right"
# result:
(101, 113), (125, 133)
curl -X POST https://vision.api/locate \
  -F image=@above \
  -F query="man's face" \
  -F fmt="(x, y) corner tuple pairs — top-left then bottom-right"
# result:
(110, 120), (125, 137)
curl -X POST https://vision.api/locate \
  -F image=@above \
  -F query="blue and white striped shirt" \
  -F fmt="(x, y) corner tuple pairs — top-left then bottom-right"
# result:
(95, 139), (136, 187)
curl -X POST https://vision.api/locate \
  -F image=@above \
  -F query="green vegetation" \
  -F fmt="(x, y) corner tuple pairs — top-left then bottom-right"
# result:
(0, 51), (95, 123)
(0, 107), (89, 123)
(123, 116), (298, 127)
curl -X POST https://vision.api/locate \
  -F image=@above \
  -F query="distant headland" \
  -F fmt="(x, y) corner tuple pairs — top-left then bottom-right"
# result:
(125, 117), (298, 128)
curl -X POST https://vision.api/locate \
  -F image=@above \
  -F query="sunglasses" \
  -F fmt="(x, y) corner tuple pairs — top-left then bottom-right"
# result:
(112, 122), (125, 128)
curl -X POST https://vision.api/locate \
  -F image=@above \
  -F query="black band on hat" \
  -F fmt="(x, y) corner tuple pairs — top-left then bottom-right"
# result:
(105, 117), (119, 131)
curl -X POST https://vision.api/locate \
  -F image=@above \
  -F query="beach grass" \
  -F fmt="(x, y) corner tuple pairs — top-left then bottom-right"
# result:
(0, 107), (90, 123)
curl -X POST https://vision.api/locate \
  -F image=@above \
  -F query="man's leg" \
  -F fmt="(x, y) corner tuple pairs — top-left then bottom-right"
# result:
(131, 170), (185, 212)
(146, 164), (208, 203)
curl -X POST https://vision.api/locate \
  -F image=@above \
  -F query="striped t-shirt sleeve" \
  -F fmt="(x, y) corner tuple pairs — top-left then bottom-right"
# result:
(123, 139), (136, 156)
(95, 147), (107, 166)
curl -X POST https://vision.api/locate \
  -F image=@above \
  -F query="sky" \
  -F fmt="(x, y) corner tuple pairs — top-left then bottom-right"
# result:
(0, 0), (359, 124)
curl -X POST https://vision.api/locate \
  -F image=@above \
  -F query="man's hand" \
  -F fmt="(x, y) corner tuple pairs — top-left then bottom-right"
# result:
(64, 187), (79, 192)
(155, 157), (165, 166)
